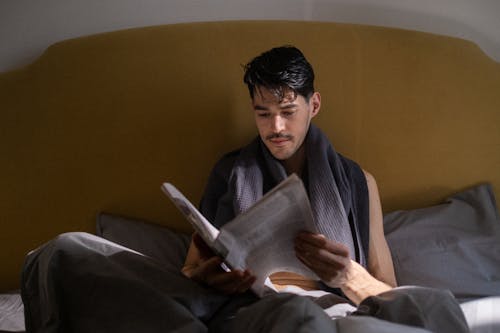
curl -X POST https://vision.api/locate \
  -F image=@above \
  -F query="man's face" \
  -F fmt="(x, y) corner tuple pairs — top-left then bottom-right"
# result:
(252, 87), (321, 161)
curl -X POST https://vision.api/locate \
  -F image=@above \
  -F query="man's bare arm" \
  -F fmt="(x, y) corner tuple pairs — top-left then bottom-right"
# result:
(363, 170), (397, 287)
(295, 170), (396, 305)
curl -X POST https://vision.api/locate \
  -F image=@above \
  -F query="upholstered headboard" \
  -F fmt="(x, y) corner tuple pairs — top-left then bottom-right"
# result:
(1, 21), (499, 291)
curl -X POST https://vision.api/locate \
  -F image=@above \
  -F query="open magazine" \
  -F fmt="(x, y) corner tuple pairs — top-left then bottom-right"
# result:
(161, 174), (319, 297)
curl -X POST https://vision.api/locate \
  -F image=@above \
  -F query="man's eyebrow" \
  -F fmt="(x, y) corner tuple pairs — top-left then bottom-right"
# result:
(253, 104), (268, 111)
(252, 103), (298, 110)
(280, 103), (298, 109)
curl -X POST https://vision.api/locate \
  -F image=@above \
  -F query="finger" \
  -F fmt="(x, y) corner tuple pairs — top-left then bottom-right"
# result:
(296, 252), (336, 282)
(210, 269), (256, 294)
(296, 232), (346, 254)
(296, 251), (313, 269)
(206, 269), (246, 290)
(296, 252), (348, 283)
(296, 233), (350, 257)
(296, 231), (328, 247)
(195, 257), (254, 294)
(295, 240), (349, 268)
(235, 272), (257, 293)
(190, 256), (223, 282)
(199, 256), (224, 274)
(296, 248), (349, 272)
(192, 233), (216, 259)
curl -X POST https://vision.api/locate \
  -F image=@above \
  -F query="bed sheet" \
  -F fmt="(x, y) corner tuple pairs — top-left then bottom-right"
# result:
(0, 293), (25, 332)
(21, 232), (474, 333)
(6, 292), (500, 333)
(460, 296), (500, 333)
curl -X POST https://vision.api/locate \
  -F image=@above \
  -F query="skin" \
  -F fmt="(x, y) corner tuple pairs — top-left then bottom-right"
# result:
(295, 170), (397, 304)
(182, 86), (397, 303)
(252, 87), (320, 175)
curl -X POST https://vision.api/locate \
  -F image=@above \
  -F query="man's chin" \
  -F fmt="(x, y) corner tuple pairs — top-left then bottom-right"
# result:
(263, 142), (294, 160)
(269, 149), (293, 161)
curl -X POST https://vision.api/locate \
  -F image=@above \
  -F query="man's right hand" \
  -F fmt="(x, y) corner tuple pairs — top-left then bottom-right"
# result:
(181, 233), (256, 294)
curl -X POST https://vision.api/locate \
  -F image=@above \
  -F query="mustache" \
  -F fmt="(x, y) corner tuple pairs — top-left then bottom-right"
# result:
(266, 133), (293, 140)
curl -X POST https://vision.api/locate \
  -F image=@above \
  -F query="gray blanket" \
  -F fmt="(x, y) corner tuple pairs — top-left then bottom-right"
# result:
(21, 232), (469, 333)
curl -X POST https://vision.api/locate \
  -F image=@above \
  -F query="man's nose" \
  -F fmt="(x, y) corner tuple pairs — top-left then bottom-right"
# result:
(271, 115), (285, 132)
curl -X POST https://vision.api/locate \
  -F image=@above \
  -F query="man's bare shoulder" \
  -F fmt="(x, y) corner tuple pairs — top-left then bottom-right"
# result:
(361, 169), (377, 187)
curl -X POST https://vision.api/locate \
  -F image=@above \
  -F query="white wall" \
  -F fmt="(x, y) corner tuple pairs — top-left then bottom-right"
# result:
(1, 0), (499, 72)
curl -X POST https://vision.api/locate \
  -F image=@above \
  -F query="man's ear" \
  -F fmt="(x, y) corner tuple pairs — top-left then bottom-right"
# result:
(310, 92), (321, 117)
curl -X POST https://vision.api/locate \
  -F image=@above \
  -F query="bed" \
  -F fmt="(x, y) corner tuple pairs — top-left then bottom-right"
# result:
(4, 183), (500, 332)
(0, 21), (499, 332)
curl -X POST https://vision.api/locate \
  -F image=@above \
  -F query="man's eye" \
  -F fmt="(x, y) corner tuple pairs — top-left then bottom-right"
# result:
(257, 113), (270, 118)
(283, 111), (295, 117)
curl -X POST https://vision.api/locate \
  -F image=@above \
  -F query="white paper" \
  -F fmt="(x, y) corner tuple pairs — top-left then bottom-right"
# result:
(162, 174), (319, 297)
(161, 183), (219, 245)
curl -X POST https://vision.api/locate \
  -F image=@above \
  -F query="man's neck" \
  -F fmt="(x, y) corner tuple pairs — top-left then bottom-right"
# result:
(282, 144), (306, 176)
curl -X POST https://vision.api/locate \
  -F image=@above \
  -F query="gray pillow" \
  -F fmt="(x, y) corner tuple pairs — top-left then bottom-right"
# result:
(96, 212), (191, 270)
(384, 184), (500, 301)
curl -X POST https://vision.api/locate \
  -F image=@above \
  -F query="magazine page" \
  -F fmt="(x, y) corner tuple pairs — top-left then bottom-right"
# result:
(214, 174), (319, 297)
(161, 183), (219, 245)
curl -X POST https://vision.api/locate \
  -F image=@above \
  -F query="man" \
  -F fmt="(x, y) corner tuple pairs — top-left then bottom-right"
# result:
(182, 46), (397, 306)
(177, 46), (468, 332)
(21, 46), (468, 333)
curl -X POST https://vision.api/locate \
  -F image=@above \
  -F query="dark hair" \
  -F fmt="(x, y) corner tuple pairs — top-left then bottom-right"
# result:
(243, 46), (315, 101)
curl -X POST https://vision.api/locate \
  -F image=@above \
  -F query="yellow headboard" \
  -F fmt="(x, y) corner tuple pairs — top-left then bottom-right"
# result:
(1, 21), (499, 291)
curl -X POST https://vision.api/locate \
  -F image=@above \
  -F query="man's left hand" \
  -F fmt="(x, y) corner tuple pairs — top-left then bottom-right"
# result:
(294, 231), (352, 288)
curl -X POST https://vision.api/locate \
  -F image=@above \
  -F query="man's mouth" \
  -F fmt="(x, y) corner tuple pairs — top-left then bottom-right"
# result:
(270, 138), (288, 143)
(267, 134), (292, 146)
(267, 133), (292, 140)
